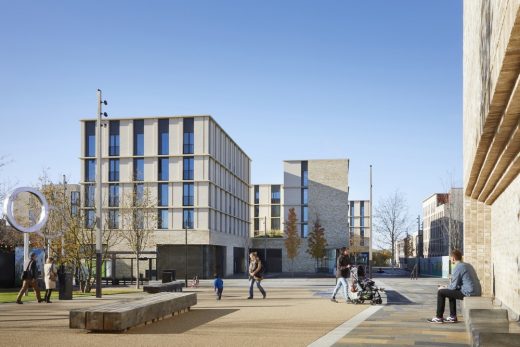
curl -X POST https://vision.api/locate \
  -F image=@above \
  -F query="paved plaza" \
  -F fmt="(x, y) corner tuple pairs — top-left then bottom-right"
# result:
(0, 276), (472, 346)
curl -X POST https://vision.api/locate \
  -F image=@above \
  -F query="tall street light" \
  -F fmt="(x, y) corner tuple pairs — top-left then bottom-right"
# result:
(96, 89), (108, 298)
(184, 212), (191, 288)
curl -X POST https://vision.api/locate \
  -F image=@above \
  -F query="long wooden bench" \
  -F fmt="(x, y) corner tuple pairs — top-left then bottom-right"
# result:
(143, 280), (184, 293)
(70, 292), (197, 332)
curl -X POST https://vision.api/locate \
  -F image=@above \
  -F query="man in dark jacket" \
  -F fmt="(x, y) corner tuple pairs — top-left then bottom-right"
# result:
(331, 247), (351, 303)
(16, 252), (42, 304)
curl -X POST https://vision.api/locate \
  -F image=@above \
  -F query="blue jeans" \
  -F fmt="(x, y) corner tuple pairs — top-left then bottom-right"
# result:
(249, 278), (266, 298)
(331, 277), (349, 300)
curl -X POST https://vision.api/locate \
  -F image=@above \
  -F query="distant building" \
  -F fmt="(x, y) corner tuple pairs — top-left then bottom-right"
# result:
(348, 200), (371, 264)
(250, 184), (283, 237)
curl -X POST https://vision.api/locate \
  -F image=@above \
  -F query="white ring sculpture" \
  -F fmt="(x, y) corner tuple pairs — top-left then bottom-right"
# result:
(2, 187), (49, 233)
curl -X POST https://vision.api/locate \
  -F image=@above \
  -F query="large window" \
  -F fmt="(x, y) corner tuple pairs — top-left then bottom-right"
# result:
(158, 158), (169, 181)
(302, 188), (308, 204)
(85, 210), (96, 228)
(71, 191), (80, 216)
(134, 158), (144, 181)
(183, 183), (194, 206)
(271, 205), (280, 218)
(271, 218), (280, 230)
(109, 120), (120, 156)
(133, 119), (144, 155)
(158, 209), (168, 229)
(301, 161), (308, 187)
(109, 159), (119, 182)
(271, 185), (280, 204)
(85, 121), (96, 157)
(158, 119), (169, 155)
(254, 205), (259, 218)
(134, 184), (144, 205)
(109, 184), (119, 207)
(302, 223), (309, 238)
(183, 118), (194, 154)
(183, 209), (194, 229)
(254, 218), (260, 232)
(108, 210), (119, 229)
(85, 159), (96, 182)
(254, 185), (259, 204)
(302, 206), (308, 222)
(183, 157), (194, 180)
(158, 183), (168, 207)
(85, 185), (95, 207)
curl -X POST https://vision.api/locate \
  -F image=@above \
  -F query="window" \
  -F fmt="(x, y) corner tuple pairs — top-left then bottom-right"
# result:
(133, 119), (144, 155)
(254, 218), (260, 232)
(360, 227), (365, 246)
(183, 209), (194, 229)
(183, 157), (194, 180)
(85, 185), (95, 207)
(134, 184), (144, 205)
(109, 159), (119, 182)
(85, 210), (95, 228)
(183, 118), (194, 154)
(71, 191), (80, 216)
(158, 183), (168, 207)
(301, 161), (308, 187)
(109, 120), (120, 156)
(158, 119), (169, 155)
(302, 188), (308, 204)
(108, 210), (119, 229)
(134, 158), (144, 181)
(183, 183), (194, 206)
(158, 209), (168, 229)
(85, 121), (96, 157)
(254, 205), (259, 218)
(85, 159), (96, 182)
(350, 202), (355, 227)
(302, 206), (308, 222)
(109, 184), (119, 207)
(158, 158), (169, 181)
(271, 185), (280, 204)
(271, 205), (280, 218)
(254, 185), (259, 204)
(360, 201), (365, 219)
(271, 218), (280, 230)
(302, 223), (309, 238)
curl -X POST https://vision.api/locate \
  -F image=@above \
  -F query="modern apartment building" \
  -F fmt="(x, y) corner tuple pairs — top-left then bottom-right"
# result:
(422, 188), (463, 258)
(250, 184), (283, 237)
(348, 200), (371, 264)
(251, 159), (349, 273)
(464, 1), (520, 317)
(80, 116), (251, 278)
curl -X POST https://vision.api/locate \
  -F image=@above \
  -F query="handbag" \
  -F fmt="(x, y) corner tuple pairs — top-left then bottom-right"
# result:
(21, 261), (32, 281)
(48, 264), (57, 281)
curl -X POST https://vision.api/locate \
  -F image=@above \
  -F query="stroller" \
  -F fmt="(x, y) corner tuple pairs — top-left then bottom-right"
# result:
(347, 265), (384, 305)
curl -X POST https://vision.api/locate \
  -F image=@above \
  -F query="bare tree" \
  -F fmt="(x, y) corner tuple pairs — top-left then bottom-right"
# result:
(374, 191), (410, 268)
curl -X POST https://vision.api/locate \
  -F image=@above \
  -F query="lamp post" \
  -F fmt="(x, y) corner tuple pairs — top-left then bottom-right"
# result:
(184, 213), (190, 288)
(263, 216), (267, 266)
(369, 165), (373, 278)
(96, 89), (108, 298)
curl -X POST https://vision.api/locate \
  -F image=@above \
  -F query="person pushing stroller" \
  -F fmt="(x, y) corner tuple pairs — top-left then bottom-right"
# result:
(331, 247), (352, 303)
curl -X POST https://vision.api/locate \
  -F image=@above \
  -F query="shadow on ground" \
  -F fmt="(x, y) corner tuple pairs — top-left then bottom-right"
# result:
(384, 290), (414, 305)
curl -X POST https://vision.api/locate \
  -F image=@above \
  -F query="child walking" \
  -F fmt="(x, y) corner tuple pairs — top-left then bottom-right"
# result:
(214, 273), (223, 300)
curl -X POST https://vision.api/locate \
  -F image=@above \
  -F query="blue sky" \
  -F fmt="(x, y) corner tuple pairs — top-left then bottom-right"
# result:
(0, 1), (462, 224)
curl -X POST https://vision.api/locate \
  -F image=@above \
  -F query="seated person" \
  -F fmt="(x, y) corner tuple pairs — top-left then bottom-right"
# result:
(428, 249), (481, 323)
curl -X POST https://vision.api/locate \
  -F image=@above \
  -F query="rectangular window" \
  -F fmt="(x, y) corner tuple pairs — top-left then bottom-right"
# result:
(85, 210), (96, 228)
(108, 210), (119, 229)
(301, 161), (308, 187)
(158, 158), (169, 181)
(183, 157), (194, 180)
(183, 183), (194, 206)
(271, 218), (280, 230)
(350, 202), (355, 226)
(133, 119), (144, 155)
(134, 158), (144, 181)
(302, 223), (309, 238)
(254, 205), (259, 218)
(109, 120), (120, 156)
(254, 218), (259, 232)
(109, 159), (119, 182)
(271, 205), (280, 218)
(85, 159), (96, 182)
(158, 209), (168, 229)
(302, 188), (308, 204)
(302, 206), (308, 222)
(158, 119), (169, 155)
(360, 227), (365, 246)
(254, 185), (259, 204)
(71, 191), (80, 216)
(85, 185), (95, 207)
(158, 183), (168, 207)
(134, 183), (144, 205)
(109, 184), (119, 207)
(183, 118), (194, 154)
(271, 185), (280, 204)
(85, 121), (96, 157)
(183, 209), (194, 229)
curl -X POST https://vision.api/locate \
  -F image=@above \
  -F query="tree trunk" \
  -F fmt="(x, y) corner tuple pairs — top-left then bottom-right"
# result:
(135, 254), (140, 289)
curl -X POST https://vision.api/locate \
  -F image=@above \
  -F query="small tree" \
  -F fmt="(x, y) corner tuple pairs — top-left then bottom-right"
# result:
(349, 233), (365, 264)
(373, 249), (392, 266)
(306, 215), (328, 272)
(284, 208), (300, 276)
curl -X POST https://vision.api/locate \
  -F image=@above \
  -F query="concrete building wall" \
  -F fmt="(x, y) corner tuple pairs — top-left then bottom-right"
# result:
(349, 200), (371, 256)
(250, 184), (284, 237)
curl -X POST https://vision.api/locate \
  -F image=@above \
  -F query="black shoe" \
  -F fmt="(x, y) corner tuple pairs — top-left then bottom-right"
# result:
(38, 300), (43, 303)
(247, 297), (253, 299)
(330, 298), (338, 303)
(16, 301), (23, 305)
(262, 293), (266, 299)
(46, 300), (52, 304)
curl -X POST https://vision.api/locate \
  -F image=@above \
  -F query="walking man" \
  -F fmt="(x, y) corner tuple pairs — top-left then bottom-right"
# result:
(331, 247), (351, 303)
(427, 249), (481, 323)
(16, 252), (42, 304)
(410, 263), (418, 280)
(247, 252), (266, 299)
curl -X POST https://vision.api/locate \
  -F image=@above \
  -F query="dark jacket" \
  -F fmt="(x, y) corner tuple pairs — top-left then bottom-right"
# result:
(336, 255), (351, 278)
(26, 260), (38, 280)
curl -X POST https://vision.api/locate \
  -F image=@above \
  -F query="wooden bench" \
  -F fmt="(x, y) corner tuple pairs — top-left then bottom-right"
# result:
(143, 280), (184, 294)
(70, 292), (197, 332)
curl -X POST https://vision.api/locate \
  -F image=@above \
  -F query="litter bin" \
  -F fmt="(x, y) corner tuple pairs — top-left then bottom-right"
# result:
(162, 269), (176, 283)
(58, 266), (73, 300)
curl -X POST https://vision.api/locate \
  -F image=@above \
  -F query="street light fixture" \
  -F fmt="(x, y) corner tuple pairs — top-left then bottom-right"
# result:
(184, 213), (191, 288)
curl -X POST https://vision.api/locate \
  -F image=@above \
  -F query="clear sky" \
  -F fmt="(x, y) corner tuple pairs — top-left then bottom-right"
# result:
(0, 1), (462, 225)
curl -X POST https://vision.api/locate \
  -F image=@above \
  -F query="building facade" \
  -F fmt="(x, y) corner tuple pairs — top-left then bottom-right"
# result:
(250, 184), (283, 237)
(80, 115), (251, 278)
(422, 188), (463, 258)
(348, 200), (371, 264)
(464, 1), (520, 318)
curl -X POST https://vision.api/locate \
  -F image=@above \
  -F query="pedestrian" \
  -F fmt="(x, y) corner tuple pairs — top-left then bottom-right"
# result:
(214, 273), (224, 300)
(16, 252), (43, 304)
(247, 252), (266, 299)
(427, 249), (481, 323)
(44, 257), (58, 303)
(331, 247), (351, 303)
(410, 263), (418, 280)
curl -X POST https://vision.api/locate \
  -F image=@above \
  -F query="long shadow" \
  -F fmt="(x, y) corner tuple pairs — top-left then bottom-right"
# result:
(384, 290), (415, 305)
(125, 308), (238, 334)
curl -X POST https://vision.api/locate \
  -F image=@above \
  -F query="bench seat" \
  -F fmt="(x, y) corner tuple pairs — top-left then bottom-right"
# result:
(143, 280), (184, 294)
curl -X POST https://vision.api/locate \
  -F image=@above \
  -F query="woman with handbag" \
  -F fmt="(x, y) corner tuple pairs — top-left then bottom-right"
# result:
(44, 257), (57, 303)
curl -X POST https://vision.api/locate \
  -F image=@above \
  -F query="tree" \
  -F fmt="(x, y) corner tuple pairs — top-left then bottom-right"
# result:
(349, 233), (365, 264)
(284, 208), (300, 276)
(306, 215), (328, 272)
(373, 249), (392, 267)
(374, 191), (410, 269)
(119, 185), (157, 289)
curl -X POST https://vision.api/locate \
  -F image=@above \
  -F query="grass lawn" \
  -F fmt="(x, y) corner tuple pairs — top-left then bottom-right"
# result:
(0, 288), (141, 303)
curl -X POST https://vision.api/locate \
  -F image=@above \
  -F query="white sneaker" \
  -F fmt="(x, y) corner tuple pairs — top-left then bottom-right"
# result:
(427, 317), (444, 324)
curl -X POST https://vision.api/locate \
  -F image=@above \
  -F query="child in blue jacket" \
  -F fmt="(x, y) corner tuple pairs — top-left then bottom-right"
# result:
(214, 273), (224, 300)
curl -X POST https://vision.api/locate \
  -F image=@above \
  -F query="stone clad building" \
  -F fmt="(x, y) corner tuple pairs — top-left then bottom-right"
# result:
(464, 1), (520, 318)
